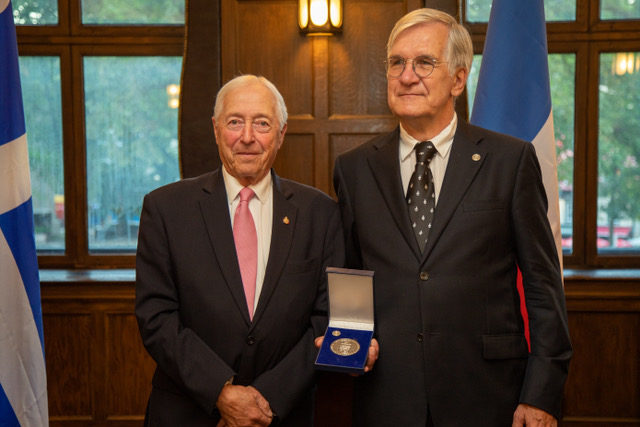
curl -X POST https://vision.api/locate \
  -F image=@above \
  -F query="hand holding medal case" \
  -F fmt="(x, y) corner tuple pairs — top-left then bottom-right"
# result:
(315, 267), (374, 374)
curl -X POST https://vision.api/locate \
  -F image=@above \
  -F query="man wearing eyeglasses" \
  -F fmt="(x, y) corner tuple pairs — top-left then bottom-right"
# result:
(136, 74), (344, 426)
(332, 8), (572, 427)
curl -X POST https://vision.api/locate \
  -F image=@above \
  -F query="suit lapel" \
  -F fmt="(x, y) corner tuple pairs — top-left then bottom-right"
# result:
(198, 170), (253, 325)
(367, 128), (422, 257)
(251, 172), (296, 326)
(423, 121), (487, 259)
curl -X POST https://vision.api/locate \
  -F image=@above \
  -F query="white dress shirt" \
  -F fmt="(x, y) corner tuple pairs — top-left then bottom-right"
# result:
(399, 114), (457, 205)
(223, 168), (273, 313)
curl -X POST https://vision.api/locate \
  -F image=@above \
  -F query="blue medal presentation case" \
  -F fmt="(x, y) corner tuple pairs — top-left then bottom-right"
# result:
(315, 267), (374, 374)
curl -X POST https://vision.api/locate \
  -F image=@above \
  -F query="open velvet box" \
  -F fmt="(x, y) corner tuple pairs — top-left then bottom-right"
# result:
(315, 267), (374, 374)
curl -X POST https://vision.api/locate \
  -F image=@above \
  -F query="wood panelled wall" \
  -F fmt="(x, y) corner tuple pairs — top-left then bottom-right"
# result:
(41, 272), (154, 426)
(40, 271), (640, 426)
(561, 273), (640, 427)
(216, 0), (423, 193)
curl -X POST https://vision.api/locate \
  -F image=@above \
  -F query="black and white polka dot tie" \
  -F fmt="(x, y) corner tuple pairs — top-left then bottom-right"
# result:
(407, 141), (437, 252)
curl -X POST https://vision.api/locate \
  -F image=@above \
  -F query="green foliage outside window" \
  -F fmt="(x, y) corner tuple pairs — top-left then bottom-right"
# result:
(81, 0), (184, 25)
(548, 55), (576, 191)
(13, 0), (58, 25)
(13, 0), (185, 25)
(600, 0), (640, 20)
(466, 0), (576, 22)
(598, 52), (640, 250)
(19, 56), (65, 252)
(84, 57), (181, 252)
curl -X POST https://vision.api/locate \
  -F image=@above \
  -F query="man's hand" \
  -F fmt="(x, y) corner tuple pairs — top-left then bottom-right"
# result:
(512, 403), (557, 427)
(216, 383), (273, 427)
(314, 336), (380, 373)
(363, 338), (379, 372)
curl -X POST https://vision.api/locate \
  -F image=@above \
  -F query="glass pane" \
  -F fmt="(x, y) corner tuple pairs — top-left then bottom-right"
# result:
(465, 0), (576, 23)
(84, 56), (181, 253)
(466, 55), (482, 113)
(465, 0), (491, 22)
(13, 0), (59, 25)
(601, 0), (640, 20)
(598, 52), (640, 254)
(19, 56), (65, 253)
(81, 0), (185, 25)
(549, 54), (576, 254)
(467, 54), (576, 254)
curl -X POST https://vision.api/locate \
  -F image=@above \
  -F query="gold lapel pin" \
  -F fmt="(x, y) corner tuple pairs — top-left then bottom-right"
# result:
(283, 216), (290, 224)
(472, 154), (481, 162)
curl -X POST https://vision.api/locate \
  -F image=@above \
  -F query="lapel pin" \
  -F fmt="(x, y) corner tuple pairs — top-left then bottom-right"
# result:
(472, 154), (481, 162)
(283, 216), (290, 224)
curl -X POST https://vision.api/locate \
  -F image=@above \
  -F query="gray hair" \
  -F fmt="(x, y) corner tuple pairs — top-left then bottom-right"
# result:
(213, 74), (288, 131)
(387, 8), (473, 76)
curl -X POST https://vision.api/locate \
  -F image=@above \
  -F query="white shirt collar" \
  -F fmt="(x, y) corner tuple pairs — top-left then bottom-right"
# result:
(399, 114), (458, 162)
(222, 167), (272, 205)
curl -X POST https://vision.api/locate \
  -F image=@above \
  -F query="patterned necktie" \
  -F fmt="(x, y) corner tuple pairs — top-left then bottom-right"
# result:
(407, 141), (438, 252)
(233, 187), (257, 319)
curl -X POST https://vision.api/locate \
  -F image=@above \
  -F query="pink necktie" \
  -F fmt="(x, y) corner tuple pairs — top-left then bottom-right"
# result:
(233, 187), (257, 319)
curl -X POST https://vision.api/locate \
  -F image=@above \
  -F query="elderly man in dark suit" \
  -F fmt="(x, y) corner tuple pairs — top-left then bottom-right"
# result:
(136, 74), (344, 426)
(332, 8), (572, 427)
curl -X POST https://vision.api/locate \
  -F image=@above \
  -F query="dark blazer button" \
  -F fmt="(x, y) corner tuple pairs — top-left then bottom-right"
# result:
(247, 336), (256, 345)
(417, 333), (424, 342)
(419, 272), (429, 281)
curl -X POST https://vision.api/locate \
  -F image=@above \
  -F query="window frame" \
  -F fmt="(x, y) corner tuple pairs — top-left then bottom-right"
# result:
(587, 39), (640, 268)
(17, 0), (185, 269)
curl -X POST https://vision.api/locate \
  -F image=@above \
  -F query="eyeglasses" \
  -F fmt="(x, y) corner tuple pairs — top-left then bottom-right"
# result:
(384, 55), (445, 78)
(225, 119), (274, 134)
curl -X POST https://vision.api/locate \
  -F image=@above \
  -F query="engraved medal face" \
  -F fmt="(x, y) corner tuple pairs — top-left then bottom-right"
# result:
(330, 338), (361, 356)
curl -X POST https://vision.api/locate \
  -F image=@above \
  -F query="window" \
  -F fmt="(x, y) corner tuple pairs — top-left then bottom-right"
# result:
(600, 0), (640, 20)
(16, 0), (184, 267)
(80, 0), (184, 25)
(13, 0), (58, 25)
(597, 52), (640, 255)
(464, 0), (640, 268)
(19, 56), (64, 252)
(465, 0), (576, 23)
(84, 56), (181, 253)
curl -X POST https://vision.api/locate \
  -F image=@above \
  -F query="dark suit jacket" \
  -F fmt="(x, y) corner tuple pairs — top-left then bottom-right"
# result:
(333, 120), (572, 427)
(135, 169), (344, 426)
